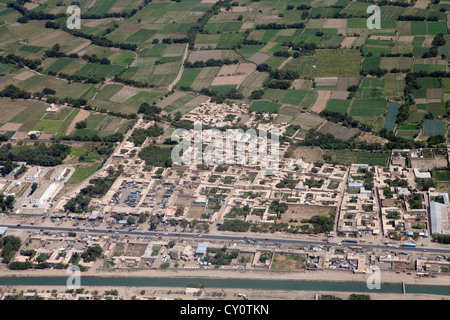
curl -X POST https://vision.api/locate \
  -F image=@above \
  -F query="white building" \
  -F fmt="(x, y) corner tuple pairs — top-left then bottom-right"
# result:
(413, 169), (431, 179)
(51, 167), (67, 181)
(25, 167), (41, 180)
(29, 183), (58, 205)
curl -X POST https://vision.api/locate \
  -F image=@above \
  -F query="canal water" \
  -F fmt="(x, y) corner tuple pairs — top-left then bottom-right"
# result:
(0, 277), (449, 295)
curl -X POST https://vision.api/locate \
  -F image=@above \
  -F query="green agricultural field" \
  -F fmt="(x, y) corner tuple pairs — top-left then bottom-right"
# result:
(113, 51), (136, 66)
(442, 78), (450, 93)
(141, 44), (168, 57)
(324, 150), (390, 166)
(74, 63), (125, 78)
(282, 90), (309, 106)
(326, 99), (351, 114)
(398, 124), (419, 130)
(313, 50), (362, 77)
(411, 21), (427, 35)
(42, 107), (73, 121)
(412, 64), (446, 73)
(349, 98), (387, 117)
(18, 45), (43, 54)
(251, 101), (282, 113)
(125, 29), (157, 44)
(361, 57), (381, 71)
(436, 170), (450, 182)
(211, 85), (237, 94)
(175, 68), (202, 88)
(68, 163), (103, 184)
(45, 58), (74, 74)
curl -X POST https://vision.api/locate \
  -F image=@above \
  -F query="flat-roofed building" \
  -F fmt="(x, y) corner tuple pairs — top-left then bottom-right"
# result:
(0, 227), (7, 237)
(51, 167), (67, 181)
(195, 242), (209, 257)
(29, 183), (58, 205)
(413, 169), (432, 179)
(25, 166), (41, 180)
(430, 195), (450, 235)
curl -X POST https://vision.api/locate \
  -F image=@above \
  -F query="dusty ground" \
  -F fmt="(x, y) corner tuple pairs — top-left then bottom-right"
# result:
(341, 37), (357, 49)
(0, 123), (22, 131)
(292, 146), (323, 162)
(13, 71), (35, 81)
(211, 75), (246, 86)
(109, 87), (139, 103)
(1, 268), (449, 287)
(315, 78), (338, 86)
(0, 284), (447, 300)
(248, 52), (270, 65)
(323, 19), (346, 29)
(310, 90), (331, 113)
(65, 109), (90, 135)
(278, 205), (335, 225)
(188, 50), (222, 63)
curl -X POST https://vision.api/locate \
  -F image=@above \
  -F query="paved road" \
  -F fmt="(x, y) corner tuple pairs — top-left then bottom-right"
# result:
(3, 224), (450, 254)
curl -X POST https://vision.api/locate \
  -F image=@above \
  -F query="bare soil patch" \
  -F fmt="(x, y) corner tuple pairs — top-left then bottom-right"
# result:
(292, 146), (323, 162)
(84, 19), (106, 28)
(124, 244), (147, 257)
(68, 40), (91, 55)
(271, 253), (306, 271)
(218, 64), (239, 76)
(187, 206), (204, 219)
(14, 71), (35, 81)
(110, 86), (139, 103)
(330, 91), (349, 100)
(336, 77), (360, 91)
(211, 75), (246, 86)
(370, 35), (395, 40)
(156, 91), (187, 108)
(0, 123), (22, 131)
(24, 3), (39, 10)
(398, 57), (413, 69)
(323, 19), (346, 29)
(355, 132), (389, 144)
(118, 24), (142, 33)
(315, 77), (338, 86)
(248, 52), (270, 65)
(279, 205), (335, 224)
(185, 95), (209, 106)
(414, 0), (429, 9)
(317, 121), (358, 141)
(310, 90), (331, 113)
(427, 88), (442, 100)
(188, 50), (223, 63)
(398, 36), (414, 43)
(341, 37), (357, 49)
(65, 109), (90, 135)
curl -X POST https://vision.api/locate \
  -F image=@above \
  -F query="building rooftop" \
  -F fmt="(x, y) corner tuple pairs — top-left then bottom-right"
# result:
(430, 200), (450, 235)
(195, 242), (209, 255)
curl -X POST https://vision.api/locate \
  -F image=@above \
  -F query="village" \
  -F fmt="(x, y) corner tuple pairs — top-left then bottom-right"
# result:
(0, 101), (449, 301)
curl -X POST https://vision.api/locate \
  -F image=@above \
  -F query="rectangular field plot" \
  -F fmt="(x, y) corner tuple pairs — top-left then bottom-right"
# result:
(45, 58), (74, 74)
(423, 120), (445, 136)
(349, 98), (387, 117)
(313, 49), (362, 77)
(384, 102), (399, 132)
(317, 121), (357, 141)
(436, 170), (450, 182)
(324, 150), (390, 166)
(325, 99), (351, 114)
(412, 64), (447, 73)
(361, 57), (381, 71)
(74, 63), (125, 78)
(250, 100), (282, 113)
